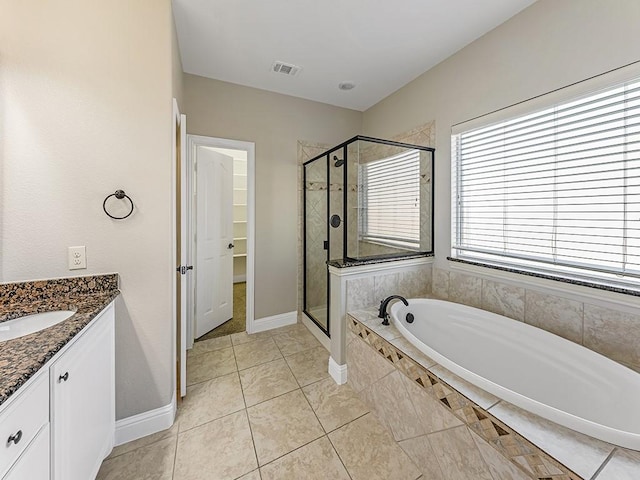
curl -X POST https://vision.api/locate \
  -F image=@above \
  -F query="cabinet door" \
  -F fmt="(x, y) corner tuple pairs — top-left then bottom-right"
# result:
(51, 303), (114, 480)
(3, 424), (49, 480)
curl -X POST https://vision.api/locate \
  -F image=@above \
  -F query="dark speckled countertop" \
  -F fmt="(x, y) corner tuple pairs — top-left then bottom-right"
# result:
(0, 274), (119, 406)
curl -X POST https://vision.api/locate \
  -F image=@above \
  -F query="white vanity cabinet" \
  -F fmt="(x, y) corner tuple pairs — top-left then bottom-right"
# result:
(0, 300), (115, 480)
(0, 373), (50, 480)
(50, 302), (115, 480)
(3, 425), (50, 480)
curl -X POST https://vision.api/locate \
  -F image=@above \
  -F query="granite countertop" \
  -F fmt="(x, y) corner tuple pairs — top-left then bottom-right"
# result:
(0, 275), (119, 407)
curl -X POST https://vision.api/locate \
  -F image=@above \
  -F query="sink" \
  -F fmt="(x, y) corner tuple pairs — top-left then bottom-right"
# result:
(0, 310), (76, 341)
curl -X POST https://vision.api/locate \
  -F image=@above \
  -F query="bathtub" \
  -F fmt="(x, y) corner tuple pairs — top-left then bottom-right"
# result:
(389, 298), (640, 450)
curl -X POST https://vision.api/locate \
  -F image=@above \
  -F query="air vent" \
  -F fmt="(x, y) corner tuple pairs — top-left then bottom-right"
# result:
(272, 61), (301, 76)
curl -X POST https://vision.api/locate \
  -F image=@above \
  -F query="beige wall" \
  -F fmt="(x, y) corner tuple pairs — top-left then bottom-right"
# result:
(184, 74), (362, 318)
(172, 14), (184, 108)
(0, 0), (175, 419)
(363, 0), (640, 267)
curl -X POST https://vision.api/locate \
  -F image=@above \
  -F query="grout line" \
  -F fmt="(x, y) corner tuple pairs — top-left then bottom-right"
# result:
(170, 427), (179, 480)
(244, 407), (261, 474)
(257, 432), (326, 471)
(590, 448), (617, 480)
(325, 429), (354, 480)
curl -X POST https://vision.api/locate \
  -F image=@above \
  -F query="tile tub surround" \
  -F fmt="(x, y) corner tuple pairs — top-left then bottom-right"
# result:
(0, 274), (120, 405)
(432, 267), (640, 374)
(347, 309), (640, 480)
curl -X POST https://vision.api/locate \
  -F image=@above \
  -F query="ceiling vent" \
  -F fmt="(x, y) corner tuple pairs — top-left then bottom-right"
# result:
(272, 61), (301, 76)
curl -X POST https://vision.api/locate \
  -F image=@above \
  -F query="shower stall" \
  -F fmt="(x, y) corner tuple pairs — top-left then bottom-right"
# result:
(303, 135), (435, 336)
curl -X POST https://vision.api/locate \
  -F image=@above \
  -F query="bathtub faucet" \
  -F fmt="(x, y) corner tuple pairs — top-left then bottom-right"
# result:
(378, 295), (408, 326)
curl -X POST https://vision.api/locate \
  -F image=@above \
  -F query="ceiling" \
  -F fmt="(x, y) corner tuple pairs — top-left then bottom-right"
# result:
(173, 0), (537, 112)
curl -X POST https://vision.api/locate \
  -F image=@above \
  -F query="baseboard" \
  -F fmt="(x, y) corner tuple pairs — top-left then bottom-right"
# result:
(233, 274), (246, 284)
(251, 310), (297, 333)
(114, 392), (176, 446)
(329, 356), (348, 385)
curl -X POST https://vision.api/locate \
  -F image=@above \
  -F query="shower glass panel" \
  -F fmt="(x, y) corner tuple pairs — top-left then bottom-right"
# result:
(303, 155), (329, 334)
(303, 136), (434, 337)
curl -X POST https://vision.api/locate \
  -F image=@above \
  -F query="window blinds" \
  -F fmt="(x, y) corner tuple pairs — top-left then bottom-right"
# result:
(452, 78), (640, 283)
(359, 150), (421, 250)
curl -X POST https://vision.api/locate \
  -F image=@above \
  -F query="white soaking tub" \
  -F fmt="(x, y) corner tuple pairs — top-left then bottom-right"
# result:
(389, 298), (640, 450)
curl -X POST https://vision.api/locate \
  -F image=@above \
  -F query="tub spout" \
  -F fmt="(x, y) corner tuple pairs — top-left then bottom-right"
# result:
(378, 295), (408, 326)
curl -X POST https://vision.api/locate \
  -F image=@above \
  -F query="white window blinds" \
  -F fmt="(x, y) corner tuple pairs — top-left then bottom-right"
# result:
(452, 77), (640, 284)
(359, 150), (421, 250)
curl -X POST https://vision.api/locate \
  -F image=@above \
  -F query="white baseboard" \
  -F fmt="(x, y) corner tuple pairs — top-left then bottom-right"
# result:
(233, 274), (246, 284)
(329, 357), (348, 385)
(114, 392), (176, 446)
(251, 310), (297, 333)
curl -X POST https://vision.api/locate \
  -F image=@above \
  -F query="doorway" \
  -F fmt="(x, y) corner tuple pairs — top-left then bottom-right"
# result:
(186, 135), (255, 350)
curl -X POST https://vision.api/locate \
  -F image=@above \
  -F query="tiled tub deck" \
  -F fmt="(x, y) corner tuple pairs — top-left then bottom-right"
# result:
(347, 309), (640, 480)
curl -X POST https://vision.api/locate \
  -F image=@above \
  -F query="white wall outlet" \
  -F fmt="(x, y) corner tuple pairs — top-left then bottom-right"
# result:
(68, 246), (87, 270)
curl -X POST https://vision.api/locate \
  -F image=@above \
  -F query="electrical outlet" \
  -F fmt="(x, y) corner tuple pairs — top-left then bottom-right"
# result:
(68, 246), (87, 270)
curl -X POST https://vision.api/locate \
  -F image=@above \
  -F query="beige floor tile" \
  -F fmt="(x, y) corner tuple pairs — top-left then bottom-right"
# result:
(427, 426), (493, 480)
(328, 413), (421, 480)
(398, 435), (445, 480)
(260, 436), (350, 480)
(272, 327), (321, 356)
(234, 337), (283, 370)
(239, 358), (299, 407)
(97, 436), (176, 480)
(186, 346), (237, 386)
(231, 330), (273, 346)
(270, 322), (310, 336)
(237, 470), (261, 480)
(470, 430), (531, 480)
(247, 389), (324, 466)
(302, 377), (369, 433)
(179, 372), (246, 432)
(284, 346), (330, 386)
(106, 421), (179, 460)
(188, 335), (232, 357)
(174, 410), (257, 480)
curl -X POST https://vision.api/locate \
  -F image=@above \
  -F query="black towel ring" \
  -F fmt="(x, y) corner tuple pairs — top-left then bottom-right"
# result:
(103, 190), (134, 220)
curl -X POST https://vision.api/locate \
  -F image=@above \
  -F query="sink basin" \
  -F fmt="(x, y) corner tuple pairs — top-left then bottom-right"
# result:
(0, 310), (76, 341)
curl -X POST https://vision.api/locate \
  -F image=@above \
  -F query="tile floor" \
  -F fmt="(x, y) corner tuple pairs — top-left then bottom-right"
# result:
(97, 322), (425, 480)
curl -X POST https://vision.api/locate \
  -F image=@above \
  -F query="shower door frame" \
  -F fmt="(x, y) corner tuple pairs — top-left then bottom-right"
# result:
(302, 135), (436, 338)
(302, 152), (332, 337)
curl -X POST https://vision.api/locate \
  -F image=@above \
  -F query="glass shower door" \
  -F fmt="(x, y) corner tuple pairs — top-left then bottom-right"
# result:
(303, 156), (329, 334)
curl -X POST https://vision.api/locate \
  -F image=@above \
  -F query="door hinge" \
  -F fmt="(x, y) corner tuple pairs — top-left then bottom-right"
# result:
(176, 265), (194, 275)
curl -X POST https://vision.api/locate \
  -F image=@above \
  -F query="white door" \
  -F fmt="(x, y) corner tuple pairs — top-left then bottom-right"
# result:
(195, 147), (234, 337)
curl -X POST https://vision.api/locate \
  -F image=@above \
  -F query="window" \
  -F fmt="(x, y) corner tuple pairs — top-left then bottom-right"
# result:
(452, 76), (640, 287)
(359, 150), (421, 250)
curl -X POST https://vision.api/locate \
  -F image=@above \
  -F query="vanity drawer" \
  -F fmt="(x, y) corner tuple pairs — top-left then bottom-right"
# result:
(0, 371), (49, 478)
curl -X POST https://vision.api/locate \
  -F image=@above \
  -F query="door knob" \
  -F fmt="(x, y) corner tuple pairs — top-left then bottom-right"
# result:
(228, 243), (235, 249)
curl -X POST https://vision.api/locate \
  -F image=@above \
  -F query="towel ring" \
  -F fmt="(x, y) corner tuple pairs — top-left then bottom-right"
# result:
(103, 190), (134, 220)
